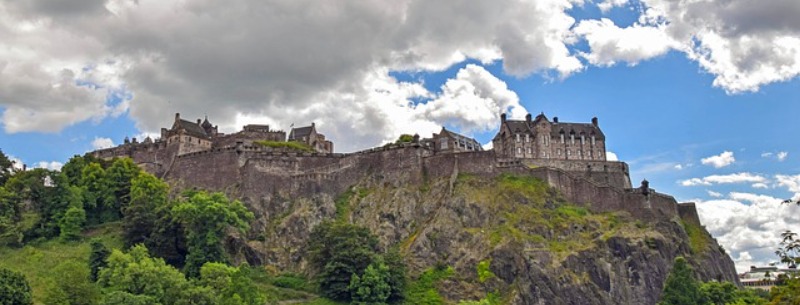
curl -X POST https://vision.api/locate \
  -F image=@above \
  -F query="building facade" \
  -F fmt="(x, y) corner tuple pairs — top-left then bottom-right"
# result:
(492, 113), (606, 161)
(288, 123), (334, 153)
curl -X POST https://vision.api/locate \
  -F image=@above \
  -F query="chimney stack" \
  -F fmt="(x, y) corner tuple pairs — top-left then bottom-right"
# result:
(592, 117), (598, 126)
(553, 117), (559, 123)
(525, 113), (532, 123)
(175, 113), (180, 121)
(500, 113), (507, 122)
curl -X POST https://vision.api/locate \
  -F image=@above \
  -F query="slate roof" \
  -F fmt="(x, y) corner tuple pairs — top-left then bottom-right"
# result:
(288, 126), (314, 141)
(440, 128), (483, 150)
(176, 119), (209, 138)
(551, 122), (605, 139)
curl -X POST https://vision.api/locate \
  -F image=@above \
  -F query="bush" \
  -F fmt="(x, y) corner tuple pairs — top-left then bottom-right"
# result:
(0, 268), (33, 305)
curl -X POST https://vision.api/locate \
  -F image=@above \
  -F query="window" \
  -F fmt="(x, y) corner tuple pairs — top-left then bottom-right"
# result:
(516, 134), (520, 142)
(567, 150), (571, 156)
(516, 147), (522, 155)
(557, 149), (562, 156)
(560, 134), (565, 143)
(570, 134), (575, 145)
(591, 136), (596, 146)
(441, 139), (448, 149)
(527, 148), (532, 154)
(581, 135), (585, 145)
(526, 134), (530, 142)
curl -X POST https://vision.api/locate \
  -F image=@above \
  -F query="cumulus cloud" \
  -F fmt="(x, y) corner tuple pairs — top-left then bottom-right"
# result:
(0, 0), (585, 151)
(35, 161), (63, 171)
(573, 18), (678, 66)
(707, 190), (722, 198)
(701, 151), (735, 168)
(680, 172), (766, 186)
(606, 151), (619, 161)
(777, 151), (789, 162)
(762, 151), (789, 162)
(91, 137), (114, 150)
(695, 192), (800, 271)
(574, 0), (800, 93)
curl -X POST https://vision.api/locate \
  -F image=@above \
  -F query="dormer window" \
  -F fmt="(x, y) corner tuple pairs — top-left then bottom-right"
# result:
(570, 134), (575, 145)
(560, 131), (565, 143)
(580, 134), (585, 145)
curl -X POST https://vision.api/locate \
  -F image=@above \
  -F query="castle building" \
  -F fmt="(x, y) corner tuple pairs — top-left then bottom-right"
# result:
(427, 127), (483, 153)
(492, 113), (606, 161)
(288, 123), (333, 153)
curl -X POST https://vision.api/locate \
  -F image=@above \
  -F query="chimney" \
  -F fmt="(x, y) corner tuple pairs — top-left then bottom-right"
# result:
(175, 113), (180, 121)
(553, 117), (559, 123)
(592, 117), (598, 126)
(525, 113), (532, 123)
(500, 113), (507, 123)
(197, 119), (201, 124)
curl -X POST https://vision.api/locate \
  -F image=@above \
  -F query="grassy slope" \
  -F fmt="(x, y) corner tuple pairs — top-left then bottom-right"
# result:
(0, 222), (124, 305)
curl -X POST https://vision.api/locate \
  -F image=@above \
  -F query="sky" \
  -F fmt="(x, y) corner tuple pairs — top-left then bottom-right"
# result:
(1, 0), (799, 273)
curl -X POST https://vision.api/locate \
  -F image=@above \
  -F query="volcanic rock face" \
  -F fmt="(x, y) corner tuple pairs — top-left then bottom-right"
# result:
(235, 173), (737, 305)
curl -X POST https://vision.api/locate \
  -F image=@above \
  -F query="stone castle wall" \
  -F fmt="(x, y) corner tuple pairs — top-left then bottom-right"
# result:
(94, 141), (700, 225)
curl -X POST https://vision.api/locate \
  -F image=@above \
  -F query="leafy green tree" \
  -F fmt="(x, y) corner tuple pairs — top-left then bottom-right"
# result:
(43, 260), (100, 305)
(0, 186), (24, 246)
(769, 277), (800, 305)
(107, 158), (140, 218)
(308, 221), (379, 302)
(123, 172), (168, 247)
(97, 245), (190, 305)
(172, 191), (253, 277)
(99, 291), (158, 305)
(383, 249), (406, 303)
(700, 281), (737, 305)
(395, 134), (414, 144)
(350, 258), (392, 305)
(88, 239), (111, 282)
(59, 206), (86, 241)
(81, 162), (116, 224)
(776, 231), (799, 268)
(0, 268), (32, 305)
(658, 257), (706, 305)
(199, 262), (265, 305)
(0, 149), (15, 186)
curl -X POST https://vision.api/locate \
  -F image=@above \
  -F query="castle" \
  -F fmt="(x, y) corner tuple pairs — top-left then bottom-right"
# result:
(92, 111), (703, 225)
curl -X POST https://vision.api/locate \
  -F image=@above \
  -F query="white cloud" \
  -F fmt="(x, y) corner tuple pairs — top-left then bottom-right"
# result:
(35, 161), (63, 171)
(573, 18), (678, 66)
(7, 154), (23, 170)
(0, 0), (581, 151)
(574, 0), (800, 93)
(701, 151), (735, 168)
(482, 141), (494, 150)
(91, 137), (114, 150)
(707, 190), (722, 198)
(751, 182), (769, 189)
(597, 0), (630, 12)
(777, 151), (789, 162)
(674, 164), (683, 170)
(775, 174), (800, 201)
(762, 151), (789, 162)
(695, 192), (800, 272)
(680, 172), (767, 186)
(605, 151), (619, 161)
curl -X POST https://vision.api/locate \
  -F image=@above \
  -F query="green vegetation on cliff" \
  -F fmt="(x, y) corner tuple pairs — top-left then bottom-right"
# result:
(255, 140), (315, 152)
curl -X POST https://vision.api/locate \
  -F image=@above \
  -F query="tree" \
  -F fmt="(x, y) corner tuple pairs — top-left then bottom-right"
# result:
(350, 259), (392, 305)
(395, 134), (414, 144)
(123, 172), (168, 247)
(106, 158), (140, 219)
(0, 148), (15, 186)
(308, 221), (380, 301)
(172, 191), (253, 277)
(383, 249), (406, 303)
(658, 257), (706, 305)
(59, 206), (86, 241)
(769, 276), (800, 305)
(43, 260), (100, 305)
(776, 231), (799, 268)
(97, 245), (190, 305)
(700, 281), (737, 305)
(199, 262), (265, 305)
(0, 186), (24, 246)
(88, 239), (111, 282)
(0, 268), (32, 305)
(81, 163), (115, 224)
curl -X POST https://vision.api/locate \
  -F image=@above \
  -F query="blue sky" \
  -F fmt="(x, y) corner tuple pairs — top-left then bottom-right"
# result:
(1, 0), (799, 271)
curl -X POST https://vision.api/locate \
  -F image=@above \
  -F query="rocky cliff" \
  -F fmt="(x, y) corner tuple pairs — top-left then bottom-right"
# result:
(227, 170), (738, 305)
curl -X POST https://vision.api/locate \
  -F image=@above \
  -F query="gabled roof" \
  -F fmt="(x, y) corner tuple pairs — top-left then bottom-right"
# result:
(288, 126), (314, 140)
(175, 119), (209, 138)
(439, 128), (483, 149)
(552, 122), (605, 139)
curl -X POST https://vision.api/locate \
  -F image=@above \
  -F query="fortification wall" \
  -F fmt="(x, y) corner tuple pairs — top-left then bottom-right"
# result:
(677, 202), (702, 225)
(522, 159), (631, 189)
